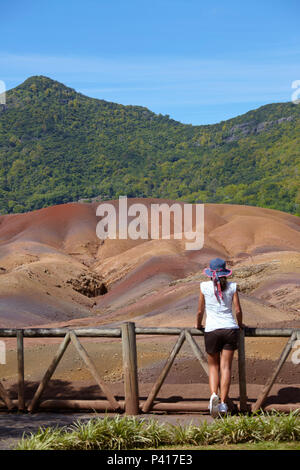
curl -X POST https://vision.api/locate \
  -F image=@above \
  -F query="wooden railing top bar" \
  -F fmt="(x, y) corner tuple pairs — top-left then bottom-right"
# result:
(0, 326), (299, 338)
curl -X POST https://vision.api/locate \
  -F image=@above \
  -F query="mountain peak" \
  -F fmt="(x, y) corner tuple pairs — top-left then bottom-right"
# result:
(16, 75), (76, 94)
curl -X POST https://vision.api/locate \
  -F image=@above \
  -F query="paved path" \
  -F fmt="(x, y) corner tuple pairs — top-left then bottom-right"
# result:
(0, 412), (213, 450)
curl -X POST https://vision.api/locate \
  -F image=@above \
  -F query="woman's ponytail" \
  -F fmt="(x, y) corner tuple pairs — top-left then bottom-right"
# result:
(211, 276), (228, 292)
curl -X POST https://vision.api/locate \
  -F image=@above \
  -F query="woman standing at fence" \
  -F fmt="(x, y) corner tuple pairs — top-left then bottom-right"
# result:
(195, 258), (244, 417)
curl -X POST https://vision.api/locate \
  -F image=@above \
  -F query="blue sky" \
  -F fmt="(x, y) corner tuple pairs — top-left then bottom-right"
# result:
(1, 0), (300, 124)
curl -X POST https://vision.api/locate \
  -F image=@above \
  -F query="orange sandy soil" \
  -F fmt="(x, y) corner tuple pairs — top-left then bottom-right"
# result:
(0, 199), (299, 409)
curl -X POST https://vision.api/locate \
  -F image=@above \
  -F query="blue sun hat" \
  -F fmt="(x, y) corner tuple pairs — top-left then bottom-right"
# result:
(203, 258), (232, 301)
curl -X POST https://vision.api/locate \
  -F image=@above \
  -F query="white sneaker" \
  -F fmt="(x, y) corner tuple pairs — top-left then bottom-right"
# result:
(218, 402), (228, 414)
(209, 393), (219, 417)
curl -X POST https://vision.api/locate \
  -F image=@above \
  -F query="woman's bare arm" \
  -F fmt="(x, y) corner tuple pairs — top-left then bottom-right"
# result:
(195, 291), (205, 329)
(233, 291), (244, 328)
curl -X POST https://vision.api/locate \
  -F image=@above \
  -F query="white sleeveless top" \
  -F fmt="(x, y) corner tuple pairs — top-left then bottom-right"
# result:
(200, 281), (239, 332)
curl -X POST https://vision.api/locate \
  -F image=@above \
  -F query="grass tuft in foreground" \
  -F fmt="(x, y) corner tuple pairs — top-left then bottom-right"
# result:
(15, 411), (300, 450)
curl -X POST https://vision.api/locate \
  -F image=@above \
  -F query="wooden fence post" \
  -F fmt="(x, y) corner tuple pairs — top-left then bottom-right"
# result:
(122, 322), (139, 415)
(238, 328), (248, 412)
(17, 329), (25, 411)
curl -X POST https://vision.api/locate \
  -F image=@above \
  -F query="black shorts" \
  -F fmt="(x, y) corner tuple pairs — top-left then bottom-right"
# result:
(204, 328), (240, 354)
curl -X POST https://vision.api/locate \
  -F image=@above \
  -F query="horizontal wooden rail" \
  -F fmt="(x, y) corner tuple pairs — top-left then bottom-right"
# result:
(2, 400), (299, 414)
(0, 328), (122, 338)
(0, 327), (299, 337)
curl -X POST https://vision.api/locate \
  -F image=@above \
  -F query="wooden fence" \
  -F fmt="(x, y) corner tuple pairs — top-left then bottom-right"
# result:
(0, 324), (299, 414)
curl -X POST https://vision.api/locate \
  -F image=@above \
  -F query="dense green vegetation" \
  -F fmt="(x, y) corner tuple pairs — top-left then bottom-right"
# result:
(15, 412), (300, 450)
(0, 75), (299, 215)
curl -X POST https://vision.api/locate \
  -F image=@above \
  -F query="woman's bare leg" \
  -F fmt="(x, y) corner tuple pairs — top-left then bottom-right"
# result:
(220, 349), (235, 403)
(207, 352), (220, 395)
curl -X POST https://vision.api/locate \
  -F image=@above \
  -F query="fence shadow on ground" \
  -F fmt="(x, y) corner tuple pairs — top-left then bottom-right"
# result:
(6, 380), (125, 401)
(266, 387), (300, 406)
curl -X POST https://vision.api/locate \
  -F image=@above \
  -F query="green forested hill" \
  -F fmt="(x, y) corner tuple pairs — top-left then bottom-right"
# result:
(0, 75), (299, 214)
